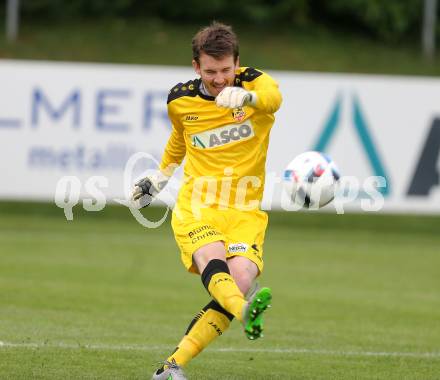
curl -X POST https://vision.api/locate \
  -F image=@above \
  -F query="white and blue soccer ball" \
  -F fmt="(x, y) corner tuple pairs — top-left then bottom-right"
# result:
(283, 151), (341, 209)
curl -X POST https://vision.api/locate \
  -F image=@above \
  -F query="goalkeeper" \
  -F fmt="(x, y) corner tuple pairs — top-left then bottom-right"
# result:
(132, 22), (282, 380)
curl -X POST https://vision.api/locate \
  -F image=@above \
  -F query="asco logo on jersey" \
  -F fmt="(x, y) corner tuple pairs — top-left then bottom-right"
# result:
(191, 122), (255, 149)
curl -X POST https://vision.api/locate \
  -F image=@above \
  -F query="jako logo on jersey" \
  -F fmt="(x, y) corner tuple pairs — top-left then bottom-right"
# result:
(228, 243), (249, 253)
(185, 115), (199, 121)
(191, 123), (254, 149)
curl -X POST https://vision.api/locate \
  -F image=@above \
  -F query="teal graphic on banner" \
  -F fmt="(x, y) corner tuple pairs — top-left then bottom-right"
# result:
(312, 94), (390, 196)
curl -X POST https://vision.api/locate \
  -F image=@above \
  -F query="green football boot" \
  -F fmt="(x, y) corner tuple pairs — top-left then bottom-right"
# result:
(243, 286), (272, 340)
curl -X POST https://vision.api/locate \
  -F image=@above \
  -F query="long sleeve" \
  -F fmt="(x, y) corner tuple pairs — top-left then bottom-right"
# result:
(243, 70), (282, 114)
(159, 106), (186, 176)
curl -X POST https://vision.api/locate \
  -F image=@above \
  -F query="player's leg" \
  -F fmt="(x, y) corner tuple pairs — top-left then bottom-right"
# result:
(194, 241), (248, 321)
(153, 242), (237, 379)
(227, 255), (272, 340)
(153, 245), (270, 379)
(161, 248), (259, 368)
(152, 299), (233, 380)
(192, 246), (271, 342)
(227, 255), (259, 294)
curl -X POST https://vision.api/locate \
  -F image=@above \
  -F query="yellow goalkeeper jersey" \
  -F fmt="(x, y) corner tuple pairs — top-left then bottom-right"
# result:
(160, 67), (282, 210)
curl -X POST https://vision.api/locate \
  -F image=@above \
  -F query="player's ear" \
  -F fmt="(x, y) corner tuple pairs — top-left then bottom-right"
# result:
(192, 59), (201, 75)
(235, 56), (240, 69)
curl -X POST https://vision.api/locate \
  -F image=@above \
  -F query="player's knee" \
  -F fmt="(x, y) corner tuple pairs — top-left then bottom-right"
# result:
(193, 241), (227, 274)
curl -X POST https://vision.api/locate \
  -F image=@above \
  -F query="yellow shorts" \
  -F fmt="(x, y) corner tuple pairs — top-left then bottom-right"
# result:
(171, 204), (268, 274)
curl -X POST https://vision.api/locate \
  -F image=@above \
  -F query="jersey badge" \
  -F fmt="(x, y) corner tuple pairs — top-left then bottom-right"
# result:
(232, 107), (246, 123)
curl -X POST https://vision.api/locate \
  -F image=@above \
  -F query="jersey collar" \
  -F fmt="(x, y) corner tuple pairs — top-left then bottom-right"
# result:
(196, 79), (216, 101)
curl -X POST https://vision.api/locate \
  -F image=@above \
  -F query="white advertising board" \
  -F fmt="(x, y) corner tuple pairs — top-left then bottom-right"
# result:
(1, 59), (439, 213)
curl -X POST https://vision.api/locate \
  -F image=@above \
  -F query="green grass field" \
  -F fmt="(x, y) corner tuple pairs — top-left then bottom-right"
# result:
(1, 202), (440, 379)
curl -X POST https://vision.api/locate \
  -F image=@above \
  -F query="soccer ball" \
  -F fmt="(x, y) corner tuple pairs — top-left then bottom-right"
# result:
(283, 151), (341, 209)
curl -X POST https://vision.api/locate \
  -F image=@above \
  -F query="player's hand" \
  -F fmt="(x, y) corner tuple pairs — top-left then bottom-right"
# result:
(216, 87), (256, 108)
(131, 171), (169, 207)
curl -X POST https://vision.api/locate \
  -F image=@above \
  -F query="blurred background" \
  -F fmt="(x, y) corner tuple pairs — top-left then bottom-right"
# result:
(1, 1), (440, 379)
(1, 0), (440, 72)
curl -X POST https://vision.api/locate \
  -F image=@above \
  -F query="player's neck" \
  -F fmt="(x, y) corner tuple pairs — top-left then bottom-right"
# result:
(199, 81), (213, 97)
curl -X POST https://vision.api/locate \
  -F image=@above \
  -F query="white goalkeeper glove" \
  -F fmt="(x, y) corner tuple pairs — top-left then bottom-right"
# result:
(131, 170), (169, 207)
(216, 87), (257, 108)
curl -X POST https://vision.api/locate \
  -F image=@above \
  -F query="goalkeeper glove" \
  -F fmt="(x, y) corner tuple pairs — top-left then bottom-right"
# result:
(216, 87), (257, 108)
(131, 170), (169, 207)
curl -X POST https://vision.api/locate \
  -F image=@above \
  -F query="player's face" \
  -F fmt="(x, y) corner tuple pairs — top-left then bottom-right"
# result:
(193, 53), (239, 97)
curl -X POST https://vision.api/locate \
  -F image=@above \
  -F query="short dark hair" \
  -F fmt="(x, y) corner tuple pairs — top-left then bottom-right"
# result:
(192, 22), (239, 63)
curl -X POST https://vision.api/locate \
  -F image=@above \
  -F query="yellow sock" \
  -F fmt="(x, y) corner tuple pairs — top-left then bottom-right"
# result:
(207, 272), (246, 322)
(167, 305), (232, 366)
